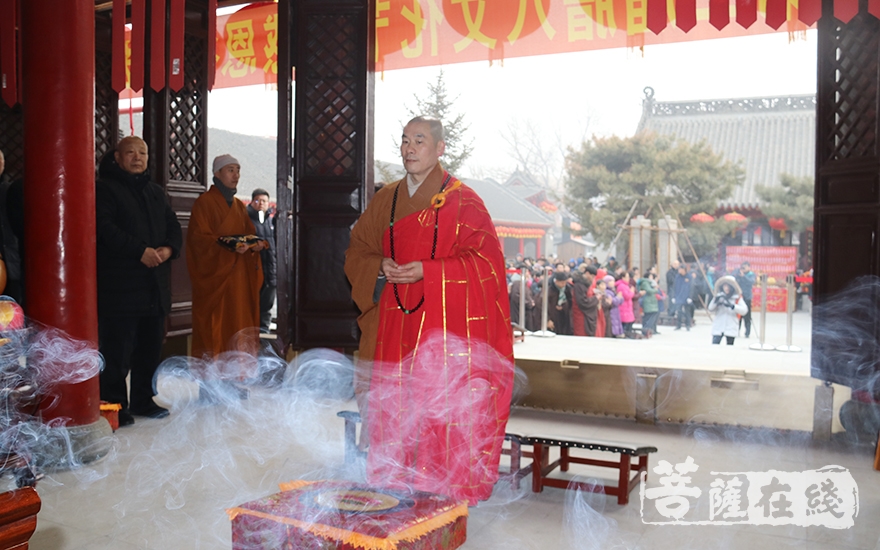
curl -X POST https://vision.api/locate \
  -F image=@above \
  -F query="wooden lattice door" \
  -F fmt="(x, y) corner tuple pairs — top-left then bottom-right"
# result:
(812, 0), (880, 393)
(283, 0), (373, 349)
(143, 0), (210, 338)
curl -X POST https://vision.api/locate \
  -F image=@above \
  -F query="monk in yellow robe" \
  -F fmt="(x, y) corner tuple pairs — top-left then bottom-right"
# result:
(345, 117), (514, 504)
(187, 154), (263, 363)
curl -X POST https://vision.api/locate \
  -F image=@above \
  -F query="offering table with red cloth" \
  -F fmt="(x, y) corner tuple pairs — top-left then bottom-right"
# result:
(229, 480), (467, 550)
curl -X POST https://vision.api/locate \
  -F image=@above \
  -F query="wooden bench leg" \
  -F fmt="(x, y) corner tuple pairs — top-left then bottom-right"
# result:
(343, 417), (358, 465)
(509, 438), (522, 490)
(531, 443), (545, 493)
(560, 446), (569, 472)
(617, 453), (631, 505)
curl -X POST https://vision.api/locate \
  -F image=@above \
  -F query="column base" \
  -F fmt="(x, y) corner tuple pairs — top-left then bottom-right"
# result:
(34, 417), (113, 471)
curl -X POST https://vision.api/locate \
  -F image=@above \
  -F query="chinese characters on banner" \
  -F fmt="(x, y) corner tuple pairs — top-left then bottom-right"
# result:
(122, 3), (279, 92)
(375, 0), (811, 70)
(726, 246), (798, 281)
(214, 3), (278, 88)
(120, 0), (811, 92)
(641, 457), (859, 528)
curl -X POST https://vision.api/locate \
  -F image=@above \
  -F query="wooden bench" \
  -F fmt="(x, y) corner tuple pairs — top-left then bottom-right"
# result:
(499, 433), (533, 489)
(517, 434), (657, 505)
(336, 413), (657, 505)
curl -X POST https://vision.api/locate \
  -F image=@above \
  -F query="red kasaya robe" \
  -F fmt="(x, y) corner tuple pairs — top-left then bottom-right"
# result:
(187, 185), (262, 365)
(365, 171), (514, 505)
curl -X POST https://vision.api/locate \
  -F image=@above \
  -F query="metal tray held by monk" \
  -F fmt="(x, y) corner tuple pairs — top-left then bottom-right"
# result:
(217, 234), (267, 252)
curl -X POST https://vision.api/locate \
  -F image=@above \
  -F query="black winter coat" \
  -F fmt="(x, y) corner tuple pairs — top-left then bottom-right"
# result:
(247, 204), (276, 286)
(95, 152), (182, 317)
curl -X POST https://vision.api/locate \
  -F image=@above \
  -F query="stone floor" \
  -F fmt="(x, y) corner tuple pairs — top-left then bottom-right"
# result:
(24, 360), (880, 550)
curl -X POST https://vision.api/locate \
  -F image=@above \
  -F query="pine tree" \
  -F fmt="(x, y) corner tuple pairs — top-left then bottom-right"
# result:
(564, 132), (743, 259)
(756, 174), (814, 233)
(406, 70), (473, 174)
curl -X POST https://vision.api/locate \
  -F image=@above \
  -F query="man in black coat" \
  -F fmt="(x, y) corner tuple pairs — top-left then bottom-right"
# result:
(246, 188), (276, 333)
(96, 136), (182, 426)
(546, 271), (573, 335)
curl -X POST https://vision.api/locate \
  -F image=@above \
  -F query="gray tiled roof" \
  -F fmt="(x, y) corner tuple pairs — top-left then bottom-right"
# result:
(463, 178), (553, 227)
(503, 169), (546, 201)
(637, 93), (815, 208)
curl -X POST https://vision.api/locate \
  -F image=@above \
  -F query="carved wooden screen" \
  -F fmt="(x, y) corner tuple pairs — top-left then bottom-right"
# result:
(288, 0), (373, 348)
(144, 0), (209, 337)
(0, 103), (23, 179)
(95, 12), (119, 166)
(812, 0), (880, 391)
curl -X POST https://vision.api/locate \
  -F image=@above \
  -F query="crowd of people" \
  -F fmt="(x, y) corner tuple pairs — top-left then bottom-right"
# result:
(506, 253), (764, 345)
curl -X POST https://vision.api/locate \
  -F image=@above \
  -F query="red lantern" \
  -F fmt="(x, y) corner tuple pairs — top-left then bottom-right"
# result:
(689, 212), (715, 223)
(723, 212), (747, 237)
(768, 217), (788, 238)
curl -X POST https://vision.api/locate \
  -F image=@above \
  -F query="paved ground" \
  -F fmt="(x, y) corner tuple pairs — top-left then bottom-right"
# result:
(29, 386), (880, 550)
(27, 304), (880, 550)
(515, 309), (812, 375)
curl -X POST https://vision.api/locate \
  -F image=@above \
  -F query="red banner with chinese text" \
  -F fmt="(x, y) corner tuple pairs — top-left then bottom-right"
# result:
(121, 2), (279, 93)
(375, 0), (813, 71)
(725, 246), (797, 281)
(117, 0), (814, 92)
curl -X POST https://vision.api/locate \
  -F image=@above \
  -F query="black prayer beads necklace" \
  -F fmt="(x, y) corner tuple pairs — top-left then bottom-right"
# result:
(388, 173), (452, 315)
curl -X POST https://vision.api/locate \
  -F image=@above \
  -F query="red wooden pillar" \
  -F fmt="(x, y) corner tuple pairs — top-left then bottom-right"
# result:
(536, 236), (542, 258)
(20, 1), (102, 434)
(518, 239), (524, 255)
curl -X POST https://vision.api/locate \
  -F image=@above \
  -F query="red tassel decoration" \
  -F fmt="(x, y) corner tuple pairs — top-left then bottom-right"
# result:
(646, 0), (668, 34)
(111, 0), (126, 93)
(833, 0), (859, 22)
(0, 0), (18, 107)
(675, 0), (697, 31)
(130, 0), (146, 92)
(709, 0), (730, 30)
(798, 0), (821, 24)
(765, 0), (786, 29)
(736, 0), (758, 27)
(150, 0), (166, 91)
(208, 0), (217, 91)
(169, 0), (185, 91)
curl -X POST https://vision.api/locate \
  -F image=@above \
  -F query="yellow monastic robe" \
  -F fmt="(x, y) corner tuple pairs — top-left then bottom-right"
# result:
(187, 185), (262, 360)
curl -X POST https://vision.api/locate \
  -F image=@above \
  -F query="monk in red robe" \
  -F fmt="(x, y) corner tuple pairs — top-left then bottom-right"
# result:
(345, 117), (514, 505)
(187, 154), (263, 365)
